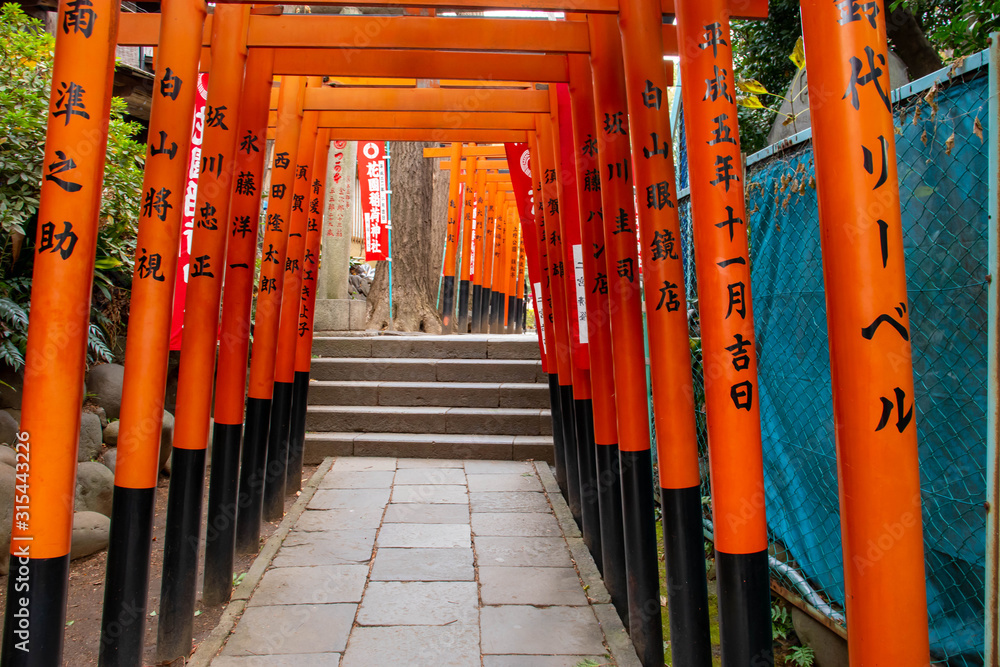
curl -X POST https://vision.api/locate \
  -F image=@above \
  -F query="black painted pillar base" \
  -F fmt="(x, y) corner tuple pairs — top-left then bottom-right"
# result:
(559, 384), (582, 525)
(716, 549), (773, 666)
(546, 375), (568, 493)
(471, 284), (483, 333)
(263, 382), (293, 522)
(619, 449), (664, 667)
(156, 447), (207, 663)
(2, 554), (70, 666)
(489, 291), (503, 333)
(514, 298), (524, 333)
(481, 287), (492, 332)
(235, 397), (270, 554)
(99, 485), (156, 666)
(574, 398), (602, 574)
(286, 371), (310, 494)
(203, 422), (243, 607)
(441, 275), (456, 329)
(596, 442), (629, 631)
(457, 279), (471, 333)
(661, 486), (713, 667)
(506, 295), (516, 333)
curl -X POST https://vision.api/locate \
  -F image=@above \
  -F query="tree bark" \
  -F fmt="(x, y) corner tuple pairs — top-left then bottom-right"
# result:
(366, 142), (446, 332)
(886, 5), (943, 80)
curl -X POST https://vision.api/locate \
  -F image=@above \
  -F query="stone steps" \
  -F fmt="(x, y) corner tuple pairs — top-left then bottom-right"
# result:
(311, 334), (540, 360)
(309, 357), (545, 384)
(302, 432), (554, 463)
(307, 381), (549, 409)
(306, 405), (552, 436)
(304, 334), (553, 463)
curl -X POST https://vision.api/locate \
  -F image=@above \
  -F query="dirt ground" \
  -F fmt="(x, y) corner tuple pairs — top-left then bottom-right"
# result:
(0, 462), (318, 666)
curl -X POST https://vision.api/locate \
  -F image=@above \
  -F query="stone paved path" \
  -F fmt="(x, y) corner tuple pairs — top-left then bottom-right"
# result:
(209, 457), (617, 666)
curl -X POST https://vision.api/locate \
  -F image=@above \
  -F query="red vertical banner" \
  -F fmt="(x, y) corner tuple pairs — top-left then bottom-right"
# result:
(169, 72), (209, 350)
(359, 140), (388, 261)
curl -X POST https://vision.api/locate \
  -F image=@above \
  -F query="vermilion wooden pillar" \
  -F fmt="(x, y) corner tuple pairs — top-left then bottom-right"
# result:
(799, 0), (930, 662)
(288, 128), (331, 494)
(158, 5), (250, 662)
(471, 167), (489, 333)
(202, 47), (274, 608)
(566, 43), (629, 623)
(457, 153), (478, 332)
(618, 0), (711, 663)
(100, 1), (206, 661)
(537, 115), (583, 524)
(440, 142), (463, 331)
(587, 13), (663, 665)
(1, 0), (120, 662)
(265, 88), (320, 520)
(675, 0), (772, 661)
(235, 75), (306, 553)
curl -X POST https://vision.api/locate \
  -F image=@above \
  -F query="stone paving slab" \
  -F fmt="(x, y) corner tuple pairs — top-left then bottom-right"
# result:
(392, 483), (468, 504)
(295, 507), (384, 531)
(369, 547), (476, 581)
(377, 522), (472, 548)
(341, 625), (481, 667)
(483, 656), (608, 667)
(383, 502), (471, 523)
(320, 470), (396, 489)
(471, 511), (562, 537)
(271, 529), (375, 567)
(479, 566), (590, 606)
(474, 535), (575, 567)
(209, 457), (634, 666)
(308, 487), (391, 509)
(356, 581), (480, 626)
(221, 604), (356, 656)
(213, 654), (343, 666)
(394, 467), (467, 485)
(249, 564), (368, 606)
(467, 471), (544, 492)
(470, 490), (552, 513)
(481, 606), (608, 655)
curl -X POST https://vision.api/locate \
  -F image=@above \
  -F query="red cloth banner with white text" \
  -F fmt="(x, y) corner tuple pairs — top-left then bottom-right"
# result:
(359, 140), (388, 261)
(169, 72), (209, 350)
(505, 141), (547, 359)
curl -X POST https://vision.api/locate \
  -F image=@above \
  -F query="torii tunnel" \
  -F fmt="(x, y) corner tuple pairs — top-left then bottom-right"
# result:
(0, 0), (936, 665)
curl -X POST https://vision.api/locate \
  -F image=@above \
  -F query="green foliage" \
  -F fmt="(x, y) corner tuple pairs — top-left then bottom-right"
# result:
(785, 645), (816, 667)
(771, 598), (793, 641)
(894, 0), (1000, 58)
(0, 3), (144, 369)
(730, 0), (805, 154)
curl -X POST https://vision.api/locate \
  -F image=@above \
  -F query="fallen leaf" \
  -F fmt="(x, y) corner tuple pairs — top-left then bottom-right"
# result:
(945, 132), (955, 156)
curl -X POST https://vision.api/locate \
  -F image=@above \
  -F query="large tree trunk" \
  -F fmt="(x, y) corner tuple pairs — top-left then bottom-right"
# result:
(366, 142), (446, 332)
(886, 6), (943, 79)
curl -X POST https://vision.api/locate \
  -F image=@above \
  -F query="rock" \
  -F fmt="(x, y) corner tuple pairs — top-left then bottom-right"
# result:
(103, 420), (119, 448)
(86, 363), (125, 421)
(0, 463), (14, 574)
(0, 366), (23, 410)
(78, 412), (103, 462)
(0, 411), (17, 447)
(3, 409), (19, 425)
(94, 406), (108, 430)
(75, 461), (114, 517)
(0, 446), (15, 468)
(159, 410), (175, 470)
(103, 448), (117, 475)
(791, 607), (848, 667)
(71, 511), (110, 560)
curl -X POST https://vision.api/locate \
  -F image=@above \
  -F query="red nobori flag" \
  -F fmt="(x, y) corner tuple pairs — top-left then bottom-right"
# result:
(359, 140), (388, 261)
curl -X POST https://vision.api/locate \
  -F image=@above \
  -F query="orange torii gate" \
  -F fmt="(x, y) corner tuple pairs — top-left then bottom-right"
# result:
(1, 1), (933, 667)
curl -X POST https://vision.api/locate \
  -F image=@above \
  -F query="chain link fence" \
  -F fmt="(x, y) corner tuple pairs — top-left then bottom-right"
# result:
(675, 51), (990, 665)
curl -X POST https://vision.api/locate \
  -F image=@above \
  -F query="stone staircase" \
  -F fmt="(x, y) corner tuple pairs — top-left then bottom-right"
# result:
(303, 334), (554, 463)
